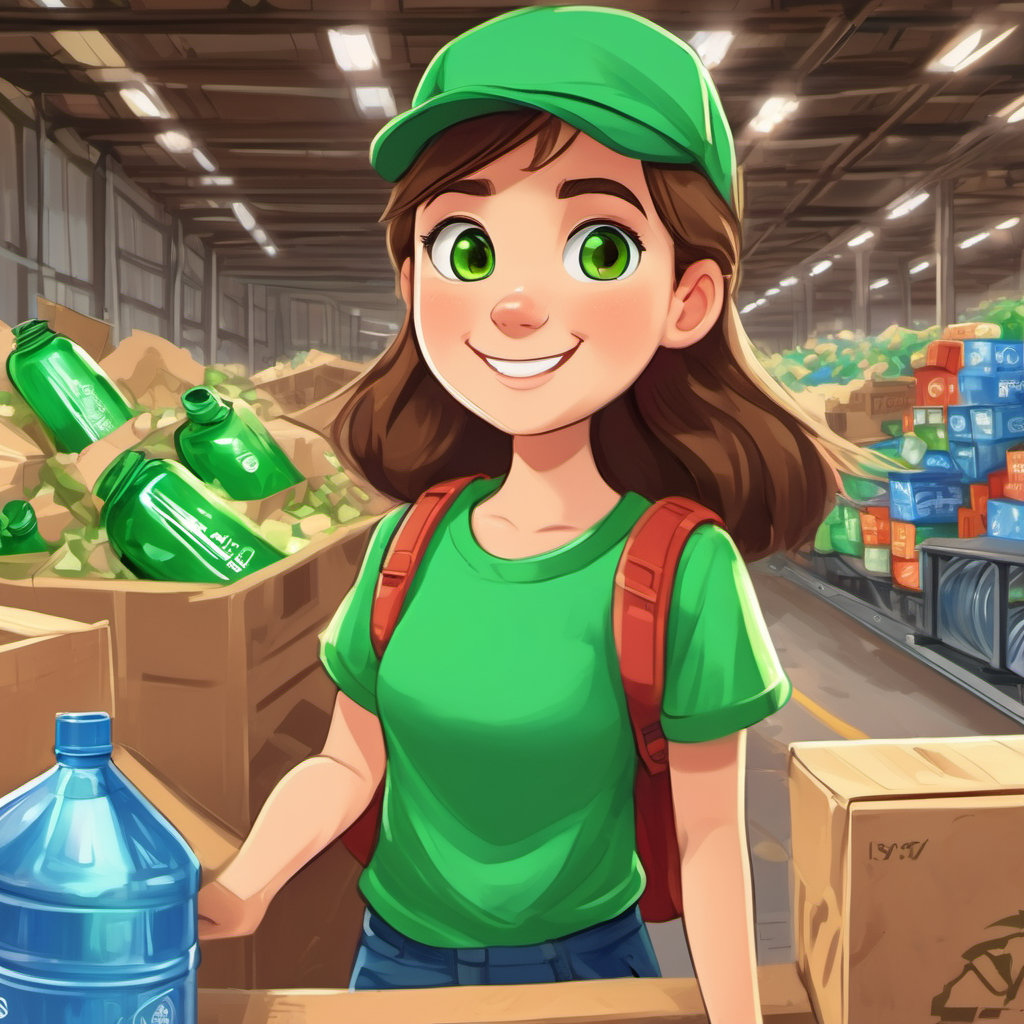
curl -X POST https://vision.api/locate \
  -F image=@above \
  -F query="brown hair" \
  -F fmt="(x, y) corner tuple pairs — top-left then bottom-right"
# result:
(331, 110), (891, 561)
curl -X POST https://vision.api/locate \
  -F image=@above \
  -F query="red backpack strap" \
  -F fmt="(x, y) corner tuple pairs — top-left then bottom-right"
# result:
(613, 497), (725, 775)
(370, 475), (487, 659)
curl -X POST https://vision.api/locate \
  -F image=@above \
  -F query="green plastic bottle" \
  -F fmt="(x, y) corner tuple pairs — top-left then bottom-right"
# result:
(6, 319), (133, 453)
(174, 386), (304, 500)
(95, 450), (286, 584)
(0, 500), (49, 554)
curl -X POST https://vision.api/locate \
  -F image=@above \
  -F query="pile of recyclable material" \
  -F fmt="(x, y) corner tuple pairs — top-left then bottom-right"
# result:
(0, 310), (383, 582)
(757, 323), (940, 393)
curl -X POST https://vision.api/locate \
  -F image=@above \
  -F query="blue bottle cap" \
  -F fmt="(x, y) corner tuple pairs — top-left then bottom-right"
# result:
(55, 712), (113, 757)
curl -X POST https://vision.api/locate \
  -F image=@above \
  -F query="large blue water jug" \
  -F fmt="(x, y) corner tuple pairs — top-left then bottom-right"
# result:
(0, 712), (199, 1023)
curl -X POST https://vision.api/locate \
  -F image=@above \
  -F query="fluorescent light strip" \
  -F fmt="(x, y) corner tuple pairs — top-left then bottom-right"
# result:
(156, 130), (192, 154)
(848, 230), (875, 248)
(231, 203), (256, 231)
(120, 85), (168, 119)
(689, 31), (734, 69)
(327, 28), (379, 72)
(192, 148), (217, 172)
(765, 287), (780, 296)
(910, 260), (931, 274)
(354, 86), (397, 118)
(750, 96), (799, 134)
(996, 216), (1020, 230)
(887, 192), (930, 219)
(780, 277), (798, 287)
(809, 260), (833, 276)
(959, 231), (990, 249)
(869, 278), (889, 290)
(954, 27), (1016, 71)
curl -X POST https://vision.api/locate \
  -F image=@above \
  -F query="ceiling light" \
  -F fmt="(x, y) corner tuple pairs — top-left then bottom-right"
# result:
(198, 175), (234, 186)
(754, 298), (766, 306)
(53, 31), (125, 68)
(780, 276), (799, 287)
(996, 216), (1021, 230)
(251, 228), (269, 245)
(869, 278), (889, 290)
(910, 260), (931, 274)
(192, 148), (217, 172)
(327, 28), (379, 72)
(848, 230), (875, 248)
(262, 245), (278, 258)
(959, 231), (990, 249)
(689, 31), (734, 69)
(741, 302), (758, 314)
(750, 95), (799, 134)
(887, 192), (930, 219)
(999, 94), (1024, 124)
(809, 260), (833, 276)
(354, 86), (397, 118)
(765, 287), (780, 296)
(37, 0), (65, 7)
(156, 130), (193, 154)
(931, 25), (1017, 73)
(953, 27), (1016, 71)
(119, 85), (169, 119)
(231, 203), (256, 231)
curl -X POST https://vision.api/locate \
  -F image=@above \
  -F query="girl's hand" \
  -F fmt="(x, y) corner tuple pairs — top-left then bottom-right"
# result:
(197, 878), (268, 940)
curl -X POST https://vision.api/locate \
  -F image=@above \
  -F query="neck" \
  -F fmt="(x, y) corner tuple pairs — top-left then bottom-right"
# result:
(494, 417), (620, 529)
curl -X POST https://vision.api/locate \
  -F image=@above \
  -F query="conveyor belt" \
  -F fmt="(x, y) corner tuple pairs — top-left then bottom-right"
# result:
(762, 551), (1024, 728)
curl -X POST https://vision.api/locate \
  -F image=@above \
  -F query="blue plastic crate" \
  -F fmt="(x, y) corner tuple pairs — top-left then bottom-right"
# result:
(969, 405), (1024, 441)
(962, 340), (1024, 373)
(958, 370), (1024, 405)
(945, 405), (976, 442)
(950, 438), (1017, 482)
(920, 449), (959, 472)
(888, 470), (965, 523)
(987, 499), (1024, 542)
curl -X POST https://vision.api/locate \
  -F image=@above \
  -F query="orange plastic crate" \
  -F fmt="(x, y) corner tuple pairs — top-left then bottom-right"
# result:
(890, 520), (916, 560)
(958, 507), (986, 539)
(969, 483), (990, 515)
(892, 555), (921, 591)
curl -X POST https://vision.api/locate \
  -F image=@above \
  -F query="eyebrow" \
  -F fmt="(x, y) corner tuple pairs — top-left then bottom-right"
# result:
(557, 178), (647, 217)
(423, 176), (647, 217)
(425, 178), (494, 207)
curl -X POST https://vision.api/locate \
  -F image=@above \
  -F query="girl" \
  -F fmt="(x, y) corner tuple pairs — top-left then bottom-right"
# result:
(197, 8), (884, 1021)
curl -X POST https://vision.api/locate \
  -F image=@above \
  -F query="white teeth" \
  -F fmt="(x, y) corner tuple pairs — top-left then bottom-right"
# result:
(484, 354), (563, 378)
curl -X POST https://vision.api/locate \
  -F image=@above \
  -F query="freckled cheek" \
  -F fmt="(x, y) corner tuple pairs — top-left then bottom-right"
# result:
(568, 281), (665, 338)
(418, 283), (486, 349)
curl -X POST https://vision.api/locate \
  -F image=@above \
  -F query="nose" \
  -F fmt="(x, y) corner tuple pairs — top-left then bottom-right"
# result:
(490, 290), (549, 339)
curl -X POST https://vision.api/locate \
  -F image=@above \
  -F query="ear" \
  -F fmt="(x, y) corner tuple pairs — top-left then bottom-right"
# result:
(399, 257), (412, 308)
(661, 258), (726, 350)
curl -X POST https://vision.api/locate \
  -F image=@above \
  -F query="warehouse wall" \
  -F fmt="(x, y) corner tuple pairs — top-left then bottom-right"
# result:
(1, 87), (397, 373)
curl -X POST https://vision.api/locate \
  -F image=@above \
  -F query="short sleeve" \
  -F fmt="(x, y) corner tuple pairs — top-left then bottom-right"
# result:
(661, 522), (792, 743)
(317, 506), (407, 716)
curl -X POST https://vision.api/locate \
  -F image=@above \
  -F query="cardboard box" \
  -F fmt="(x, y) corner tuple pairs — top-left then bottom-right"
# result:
(0, 606), (113, 799)
(0, 518), (379, 836)
(823, 378), (915, 444)
(790, 735), (1024, 1024)
(198, 962), (816, 1024)
(36, 296), (114, 363)
(942, 321), (1001, 340)
(255, 361), (361, 412)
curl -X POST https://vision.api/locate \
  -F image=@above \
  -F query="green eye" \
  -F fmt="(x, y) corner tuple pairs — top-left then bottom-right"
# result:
(564, 224), (641, 282)
(427, 221), (494, 281)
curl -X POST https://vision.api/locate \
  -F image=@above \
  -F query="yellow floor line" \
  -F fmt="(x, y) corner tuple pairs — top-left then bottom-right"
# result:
(790, 687), (870, 741)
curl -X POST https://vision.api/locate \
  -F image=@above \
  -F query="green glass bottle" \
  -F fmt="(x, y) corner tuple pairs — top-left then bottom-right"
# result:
(0, 500), (49, 554)
(173, 387), (304, 500)
(95, 450), (286, 584)
(6, 319), (133, 453)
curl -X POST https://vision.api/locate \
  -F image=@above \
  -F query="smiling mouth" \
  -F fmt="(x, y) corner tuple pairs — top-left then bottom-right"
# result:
(470, 340), (582, 379)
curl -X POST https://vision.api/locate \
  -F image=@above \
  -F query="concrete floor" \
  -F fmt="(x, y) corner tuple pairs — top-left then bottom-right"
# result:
(647, 560), (1024, 978)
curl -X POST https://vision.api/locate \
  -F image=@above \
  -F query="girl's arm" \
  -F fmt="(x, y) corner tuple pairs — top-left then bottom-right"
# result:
(668, 728), (762, 1024)
(198, 690), (386, 938)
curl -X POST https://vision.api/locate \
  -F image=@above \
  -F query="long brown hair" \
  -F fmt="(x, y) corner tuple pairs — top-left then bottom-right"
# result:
(331, 110), (891, 561)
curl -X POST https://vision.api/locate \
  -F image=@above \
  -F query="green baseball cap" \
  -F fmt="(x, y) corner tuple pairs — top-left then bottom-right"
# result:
(370, 5), (737, 208)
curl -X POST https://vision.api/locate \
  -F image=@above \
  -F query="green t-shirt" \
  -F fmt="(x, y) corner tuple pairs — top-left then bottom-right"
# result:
(318, 475), (790, 947)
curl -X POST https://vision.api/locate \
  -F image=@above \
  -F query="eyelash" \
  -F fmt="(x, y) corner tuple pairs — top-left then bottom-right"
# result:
(418, 217), (647, 253)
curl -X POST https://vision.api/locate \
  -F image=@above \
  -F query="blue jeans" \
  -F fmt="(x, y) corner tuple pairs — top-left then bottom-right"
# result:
(349, 902), (662, 989)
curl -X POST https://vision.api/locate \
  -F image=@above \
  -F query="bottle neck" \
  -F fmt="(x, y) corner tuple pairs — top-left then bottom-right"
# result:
(12, 319), (58, 354)
(56, 752), (111, 769)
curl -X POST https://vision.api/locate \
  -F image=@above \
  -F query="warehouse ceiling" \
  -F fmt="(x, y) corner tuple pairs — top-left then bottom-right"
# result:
(2, 1), (1024, 331)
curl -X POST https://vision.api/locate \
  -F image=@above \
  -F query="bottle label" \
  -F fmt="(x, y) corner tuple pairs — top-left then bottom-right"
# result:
(209, 530), (256, 573)
(74, 380), (116, 436)
(131, 989), (175, 1024)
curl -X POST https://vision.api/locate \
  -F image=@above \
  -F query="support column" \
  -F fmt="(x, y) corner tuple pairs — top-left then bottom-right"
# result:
(204, 248), (219, 365)
(246, 282), (255, 376)
(898, 258), (912, 328)
(854, 248), (870, 337)
(804, 279), (814, 344)
(91, 151), (106, 321)
(935, 178), (955, 331)
(170, 218), (184, 347)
